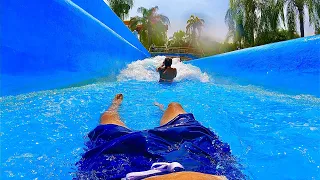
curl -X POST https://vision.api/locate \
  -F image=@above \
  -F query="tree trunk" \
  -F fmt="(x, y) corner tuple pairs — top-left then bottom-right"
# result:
(192, 29), (196, 46)
(147, 27), (151, 48)
(298, 8), (304, 37)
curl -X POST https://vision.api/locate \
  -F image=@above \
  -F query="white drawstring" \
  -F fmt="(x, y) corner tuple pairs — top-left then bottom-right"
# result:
(122, 162), (184, 180)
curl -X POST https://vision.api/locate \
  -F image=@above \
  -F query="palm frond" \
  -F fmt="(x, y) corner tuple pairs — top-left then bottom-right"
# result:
(158, 14), (170, 25)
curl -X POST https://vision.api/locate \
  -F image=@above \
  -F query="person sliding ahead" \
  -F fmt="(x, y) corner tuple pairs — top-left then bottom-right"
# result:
(156, 57), (177, 82)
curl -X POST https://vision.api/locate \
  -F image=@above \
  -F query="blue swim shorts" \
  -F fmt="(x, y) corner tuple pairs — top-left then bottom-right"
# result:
(75, 113), (245, 180)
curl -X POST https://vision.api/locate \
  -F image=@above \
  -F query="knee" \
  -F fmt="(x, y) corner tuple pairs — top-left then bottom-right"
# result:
(168, 102), (182, 108)
(101, 111), (117, 118)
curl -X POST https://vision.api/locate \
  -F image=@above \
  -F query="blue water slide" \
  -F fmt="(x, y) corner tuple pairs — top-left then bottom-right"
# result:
(0, 0), (150, 96)
(71, 0), (150, 56)
(189, 36), (320, 96)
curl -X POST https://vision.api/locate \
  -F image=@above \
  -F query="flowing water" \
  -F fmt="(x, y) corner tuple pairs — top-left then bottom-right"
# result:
(1, 56), (319, 179)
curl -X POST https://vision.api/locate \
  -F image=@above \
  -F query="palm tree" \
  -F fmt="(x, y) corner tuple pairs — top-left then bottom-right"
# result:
(255, 0), (298, 45)
(107, 0), (134, 20)
(243, 0), (259, 46)
(186, 15), (205, 46)
(225, 0), (320, 49)
(129, 6), (170, 48)
(259, 0), (285, 33)
(286, 0), (320, 37)
(226, 0), (260, 47)
(225, 0), (245, 48)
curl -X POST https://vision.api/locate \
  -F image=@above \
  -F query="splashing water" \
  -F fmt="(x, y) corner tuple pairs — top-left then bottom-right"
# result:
(117, 56), (210, 82)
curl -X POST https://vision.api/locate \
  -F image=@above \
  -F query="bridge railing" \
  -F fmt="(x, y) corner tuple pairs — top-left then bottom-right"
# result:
(149, 46), (204, 57)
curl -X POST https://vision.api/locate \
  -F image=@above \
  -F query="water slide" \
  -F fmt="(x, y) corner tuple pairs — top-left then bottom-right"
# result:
(0, 0), (150, 96)
(1, 1), (319, 179)
(1, 0), (319, 97)
(189, 36), (320, 96)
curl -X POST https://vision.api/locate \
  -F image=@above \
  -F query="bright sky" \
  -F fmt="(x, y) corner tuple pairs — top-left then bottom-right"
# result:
(126, 0), (315, 42)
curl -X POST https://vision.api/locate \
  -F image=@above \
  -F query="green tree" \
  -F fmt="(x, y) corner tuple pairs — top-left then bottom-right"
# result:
(316, 27), (320, 34)
(256, 0), (302, 45)
(107, 0), (134, 20)
(286, 0), (320, 37)
(168, 30), (188, 47)
(259, 0), (285, 33)
(129, 6), (170, 48)
(186, 15), (205, 46)
(225, 0), (245, 48)
(255, 29), (300, 45)
(242, 0), (259, 46)
(225, 0), (319, 49)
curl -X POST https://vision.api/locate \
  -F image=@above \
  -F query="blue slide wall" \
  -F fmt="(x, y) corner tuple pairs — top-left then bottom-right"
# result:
(190, 36), (320, 96)
(71, 0), (150, 56)
(0, 0), (149, 96)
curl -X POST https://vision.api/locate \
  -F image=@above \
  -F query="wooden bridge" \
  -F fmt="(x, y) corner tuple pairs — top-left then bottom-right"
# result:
(149, 46), (204, 61)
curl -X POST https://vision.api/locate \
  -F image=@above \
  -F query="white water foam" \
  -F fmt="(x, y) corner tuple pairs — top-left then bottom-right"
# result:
(117, 56), (210, 82)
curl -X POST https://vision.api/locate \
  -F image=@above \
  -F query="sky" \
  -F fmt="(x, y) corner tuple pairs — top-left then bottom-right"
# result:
(125, 0), (315, 42)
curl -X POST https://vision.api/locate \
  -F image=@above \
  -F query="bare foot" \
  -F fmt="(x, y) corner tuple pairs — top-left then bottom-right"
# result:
(113, 94), (123, 104)
(154, 102), (165, 111)
(100, 94), (126, 127)
(109, 94), (123, 111)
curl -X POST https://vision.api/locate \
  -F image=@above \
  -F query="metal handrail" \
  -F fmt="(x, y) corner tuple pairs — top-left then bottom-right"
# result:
(149, 46), (203, 57)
